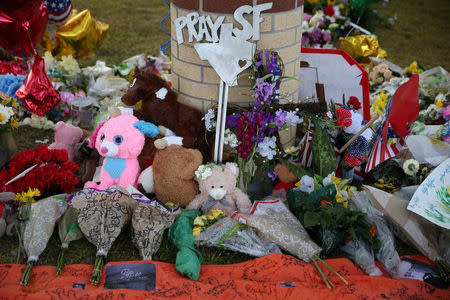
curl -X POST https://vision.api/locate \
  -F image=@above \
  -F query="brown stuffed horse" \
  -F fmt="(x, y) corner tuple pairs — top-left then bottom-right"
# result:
(122, 67), (210, 167)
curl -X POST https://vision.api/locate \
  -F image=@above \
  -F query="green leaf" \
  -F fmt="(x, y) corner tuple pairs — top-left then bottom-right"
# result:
(268, 122), (277, 128)
(337, 178), (352, 190)
(252, 73), (275, 89)
(311, 123), (337, 178)
(304, 211), (322, 227)
(67, 222), (79, 233)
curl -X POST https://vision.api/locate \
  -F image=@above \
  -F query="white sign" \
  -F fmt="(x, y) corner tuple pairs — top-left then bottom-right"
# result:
(174, 3), (273, 44)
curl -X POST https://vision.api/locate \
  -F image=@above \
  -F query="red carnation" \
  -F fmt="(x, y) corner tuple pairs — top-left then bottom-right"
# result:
(53, 149), (69, 163)
(325, 5), (335, 16)
(336, 107), (352, 130)
(347, 96), (362, 110)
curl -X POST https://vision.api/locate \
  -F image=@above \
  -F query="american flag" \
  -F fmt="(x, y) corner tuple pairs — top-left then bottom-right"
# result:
(44, 0), (72, 27)
(364, 98), (405, 173)
(298, 122), (341, 169)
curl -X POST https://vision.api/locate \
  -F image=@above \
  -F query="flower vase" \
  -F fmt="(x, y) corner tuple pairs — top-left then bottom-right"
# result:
(0, 131), (18, 168)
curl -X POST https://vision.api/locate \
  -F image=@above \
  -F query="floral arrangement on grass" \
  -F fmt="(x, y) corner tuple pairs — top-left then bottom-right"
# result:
(0, 145), (79, 194)
(0, 92), (19, 133)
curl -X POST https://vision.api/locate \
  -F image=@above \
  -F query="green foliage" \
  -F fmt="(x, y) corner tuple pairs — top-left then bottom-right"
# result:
(311, 121), (337, 178)
(284, 161), (312, 180)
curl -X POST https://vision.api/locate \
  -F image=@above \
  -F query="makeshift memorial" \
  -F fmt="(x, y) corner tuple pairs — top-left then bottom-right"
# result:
(0, 145), (79, 195)
(129, 187), (180, 260)
(168, 209), (202, 280)
(70, 187), (135, 285)
(84, 113), (159, 190)
(408, 158), (450, 229)
(365, 185), (450, 281)
(139, 145), (202, 207)
(195, 215), (282, 257)
(186, 163), (252, 216)
(48, 121), (83, 161)
(55, 205), (83, 276)
(20, 194), (67, 285)
(16, 54), (61, 116)
(122, 68), (209, 165)
(41, 9), (109, 58)
(232, 198), (348, 289)
(350, 191), (411, 278)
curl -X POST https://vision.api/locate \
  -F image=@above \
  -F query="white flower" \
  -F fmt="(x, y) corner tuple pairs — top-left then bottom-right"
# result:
(256, 136), (277, 160)
(202, 109), (216, 132)
(403, 159), (419, 176)
(59, 55), (80, 74)
(224, 129), (239, 147)
(299, 175), (315, 194)
(0, 104), (13, 124)
(195, 165), (213, 180)
(285, 111), (303, 124)
(323, 172), (336, 186)
(302, 20), (309, 30)
(309, 12), (323, 26)
(344, 111), (363, 135)
(326, 111), (333, 119)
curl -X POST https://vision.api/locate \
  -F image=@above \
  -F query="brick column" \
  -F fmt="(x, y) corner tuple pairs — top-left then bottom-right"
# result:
(171, 0), (304, 145)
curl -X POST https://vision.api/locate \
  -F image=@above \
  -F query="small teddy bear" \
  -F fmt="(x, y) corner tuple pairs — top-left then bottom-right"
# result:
(271, 162), (302, 199)
(186, 163), (252, 216)
(0, 192), (16, 238)
(138, 145), (202, 207)
(48, 121), (84, 161)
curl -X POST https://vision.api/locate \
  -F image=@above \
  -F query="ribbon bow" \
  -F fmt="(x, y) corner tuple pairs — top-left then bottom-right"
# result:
(203, 196), (232, 211)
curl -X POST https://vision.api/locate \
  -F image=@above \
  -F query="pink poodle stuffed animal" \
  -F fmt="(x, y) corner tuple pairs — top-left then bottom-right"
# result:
(84, 114), (159, 190)
(48, 121), (83, 161)
(186, 163), (252, 216)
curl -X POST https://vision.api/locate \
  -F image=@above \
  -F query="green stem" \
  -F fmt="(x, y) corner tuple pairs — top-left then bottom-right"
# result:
(15, 222), (24, 264)
(20, 262), (34, 286)
(55, 248), (66, 276)
(435, 258), (450, 283)
(317, 257), (348, 285)
(91, 256), (105, 286)
(312, 256), (334, 289)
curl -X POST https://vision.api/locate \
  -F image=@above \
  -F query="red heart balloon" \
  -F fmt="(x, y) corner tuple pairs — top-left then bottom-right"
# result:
(0, 3), (48, 58)
(15, 54), (61, 116)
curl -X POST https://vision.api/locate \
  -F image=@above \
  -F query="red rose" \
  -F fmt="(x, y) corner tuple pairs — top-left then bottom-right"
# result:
(62, 161), (80, 173)
(325, 5), (335, 16)
(347, 96), (362, 110)
(35, 147), (53, 164)
(52, 149), (69, 163)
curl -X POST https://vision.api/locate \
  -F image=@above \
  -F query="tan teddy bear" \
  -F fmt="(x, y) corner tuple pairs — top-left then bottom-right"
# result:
(138, 145), (203, 207)
(186, 163), (252, 216)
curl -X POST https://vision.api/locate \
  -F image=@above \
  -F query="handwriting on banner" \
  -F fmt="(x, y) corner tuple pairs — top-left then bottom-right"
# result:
(174, 3), (273, 44)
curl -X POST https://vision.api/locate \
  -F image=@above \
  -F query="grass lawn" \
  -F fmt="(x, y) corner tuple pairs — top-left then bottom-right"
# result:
(3, 0), (442, 266)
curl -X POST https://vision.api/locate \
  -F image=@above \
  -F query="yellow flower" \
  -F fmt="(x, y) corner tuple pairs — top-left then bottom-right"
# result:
(0, 112), (5, 123)
(328, 0), (337, 5)
(10, 117), (18, 129)
(331, 176), (341, 185)
(209, 209), (225, 220)
(11, 98), (19, 108)
(15, 188), (40, 205)
(192, 226), (202, 237)
(338, 3), (345, 10)
(336, 190), (348, 208)
(436, 100), (444, 109)
(1, 99), (8, 106)
(405, 61), (423, 74)
(295, 181), (301, 187)
(193, 216), (205, 227)
(284, 146), (300, 156)
(307, 0), (320, 4)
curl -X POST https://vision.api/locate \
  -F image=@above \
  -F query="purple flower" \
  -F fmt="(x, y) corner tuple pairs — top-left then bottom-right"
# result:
(226, 113), (240, 128)
(301, 34), (310, 47)
(318, 19), (326, 29)
(311, 27), (322, 43)
(322, 31), (332, 42)
(274, 109), (287, 128)
(268, 170), (277, 181)
(255, 50), (278, 73)
(253, 79), (274, 111)
(303, 13), (312, 21)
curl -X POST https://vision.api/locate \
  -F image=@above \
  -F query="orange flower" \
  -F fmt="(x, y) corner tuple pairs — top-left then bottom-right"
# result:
(370, 226), (376, 237)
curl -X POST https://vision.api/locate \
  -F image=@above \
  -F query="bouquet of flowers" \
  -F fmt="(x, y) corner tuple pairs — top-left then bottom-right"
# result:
(0, 92), (19, 132)
(0, 145), (79, 195)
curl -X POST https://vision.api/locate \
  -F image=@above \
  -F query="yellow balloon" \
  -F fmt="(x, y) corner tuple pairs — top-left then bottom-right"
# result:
(339, 35), (387, 62)
(41, 9), (109, 58)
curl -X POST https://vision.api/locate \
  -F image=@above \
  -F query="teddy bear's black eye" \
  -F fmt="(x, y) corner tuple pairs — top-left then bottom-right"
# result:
(220, 185), (223, 188)
(211, 185), (214, 188)
(100, 134), (105, 141)
(113, 135), (123, 145)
